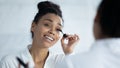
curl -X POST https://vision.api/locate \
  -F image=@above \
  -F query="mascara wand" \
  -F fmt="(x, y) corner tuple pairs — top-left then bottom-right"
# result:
(61, 30), (68, 38)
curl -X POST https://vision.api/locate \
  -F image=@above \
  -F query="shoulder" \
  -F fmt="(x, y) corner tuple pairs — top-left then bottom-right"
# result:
(0, 46), (31, 68)
(0, 54), (18, 68)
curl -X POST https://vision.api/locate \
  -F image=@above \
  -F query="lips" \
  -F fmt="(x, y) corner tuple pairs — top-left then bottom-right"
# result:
(44, 35), (54, 42)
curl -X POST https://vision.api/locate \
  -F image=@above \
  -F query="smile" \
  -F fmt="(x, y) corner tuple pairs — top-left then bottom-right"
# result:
(44, 35), (54, 42)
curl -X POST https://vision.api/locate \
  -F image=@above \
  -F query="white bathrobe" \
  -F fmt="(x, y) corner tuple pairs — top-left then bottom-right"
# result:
(0, 45), (65, 68)
(57, 38), (120, 68)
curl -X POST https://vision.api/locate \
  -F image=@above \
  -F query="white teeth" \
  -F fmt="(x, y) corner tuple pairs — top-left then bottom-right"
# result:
(45, 35), (54, 41)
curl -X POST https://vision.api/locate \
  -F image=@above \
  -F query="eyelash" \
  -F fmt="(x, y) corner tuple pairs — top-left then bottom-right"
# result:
(44, 23), (62, 33)
(56, 29), (62, 32)
(44, 23), (49, 27)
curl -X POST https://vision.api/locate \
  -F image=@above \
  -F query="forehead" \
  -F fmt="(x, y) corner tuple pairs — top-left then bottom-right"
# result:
(40, 13), (63, 27)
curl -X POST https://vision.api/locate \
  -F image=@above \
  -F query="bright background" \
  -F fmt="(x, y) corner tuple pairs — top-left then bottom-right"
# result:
(0, 0), (101, 60)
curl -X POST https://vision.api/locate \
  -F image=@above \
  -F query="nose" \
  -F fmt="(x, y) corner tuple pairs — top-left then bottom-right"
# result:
(48, 28), (55, 35)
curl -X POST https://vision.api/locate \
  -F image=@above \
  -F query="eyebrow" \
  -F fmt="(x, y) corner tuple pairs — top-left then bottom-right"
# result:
(44, 19), (63, 27)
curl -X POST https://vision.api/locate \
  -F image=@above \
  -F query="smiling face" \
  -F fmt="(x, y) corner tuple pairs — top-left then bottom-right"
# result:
(31, 13), (63, 48)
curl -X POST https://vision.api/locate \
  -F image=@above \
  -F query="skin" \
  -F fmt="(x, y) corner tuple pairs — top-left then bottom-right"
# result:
(93, 13), (102, 40)
(93, 12), (108, 40)
(18, 13), (79, 68)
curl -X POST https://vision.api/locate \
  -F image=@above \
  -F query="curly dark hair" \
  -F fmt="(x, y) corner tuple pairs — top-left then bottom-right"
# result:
(33, 1), (63, 23)
(31, 1), (63, 38)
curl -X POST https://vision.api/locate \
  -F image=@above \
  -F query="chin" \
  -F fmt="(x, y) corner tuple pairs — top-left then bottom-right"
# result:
(43, 43), (54, 48)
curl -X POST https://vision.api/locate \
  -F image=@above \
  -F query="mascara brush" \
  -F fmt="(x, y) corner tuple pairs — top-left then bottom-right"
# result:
(61, 30), (68, 38)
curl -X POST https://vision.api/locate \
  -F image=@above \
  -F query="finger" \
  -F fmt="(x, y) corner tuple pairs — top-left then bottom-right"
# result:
(67, 34), (80, 46)
(75, 34), (80, 42)
(61, 34), (70, 49)
(18, 63), (20, 68)
(65, 34), (74, 40)
(73, 34), (79, 40)
(61, 36), (65, 44)
(61, 36), (66, 49)
(61, 34), (70, 44)
(66, 34), (77, 41)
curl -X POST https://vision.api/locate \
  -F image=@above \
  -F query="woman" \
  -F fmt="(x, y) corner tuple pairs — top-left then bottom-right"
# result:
(0, 1), (79, 68)
(58, 0), (120, 68)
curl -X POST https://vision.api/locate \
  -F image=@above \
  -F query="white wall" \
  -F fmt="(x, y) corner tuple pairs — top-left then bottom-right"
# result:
(0, 0), (101, 59)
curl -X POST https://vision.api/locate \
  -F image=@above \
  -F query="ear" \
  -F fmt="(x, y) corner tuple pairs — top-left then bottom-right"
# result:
(31, 22), (36, 32)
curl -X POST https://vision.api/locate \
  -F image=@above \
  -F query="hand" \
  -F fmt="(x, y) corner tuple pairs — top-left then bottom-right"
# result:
(61, 34), (79, 55)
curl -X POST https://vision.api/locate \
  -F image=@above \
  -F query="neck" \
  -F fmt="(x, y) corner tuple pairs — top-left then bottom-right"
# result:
(30, 44), (49, 63)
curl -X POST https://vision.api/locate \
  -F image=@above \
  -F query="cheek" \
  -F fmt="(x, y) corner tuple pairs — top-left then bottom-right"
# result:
(55, 34), (61, 41)
(37, 25), (47, 32)
(33, 27), (43, 37)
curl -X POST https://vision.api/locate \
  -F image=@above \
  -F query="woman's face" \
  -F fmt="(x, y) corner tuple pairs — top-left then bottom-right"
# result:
(31, 13), (63, 48)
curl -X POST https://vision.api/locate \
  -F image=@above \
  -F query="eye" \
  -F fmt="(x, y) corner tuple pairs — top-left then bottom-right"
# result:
(44, 23), (49, 27)
(56, 29), (62, 32)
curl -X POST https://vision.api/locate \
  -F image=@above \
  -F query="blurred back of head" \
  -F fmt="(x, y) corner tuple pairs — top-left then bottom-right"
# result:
(97, 0), (120, 38)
